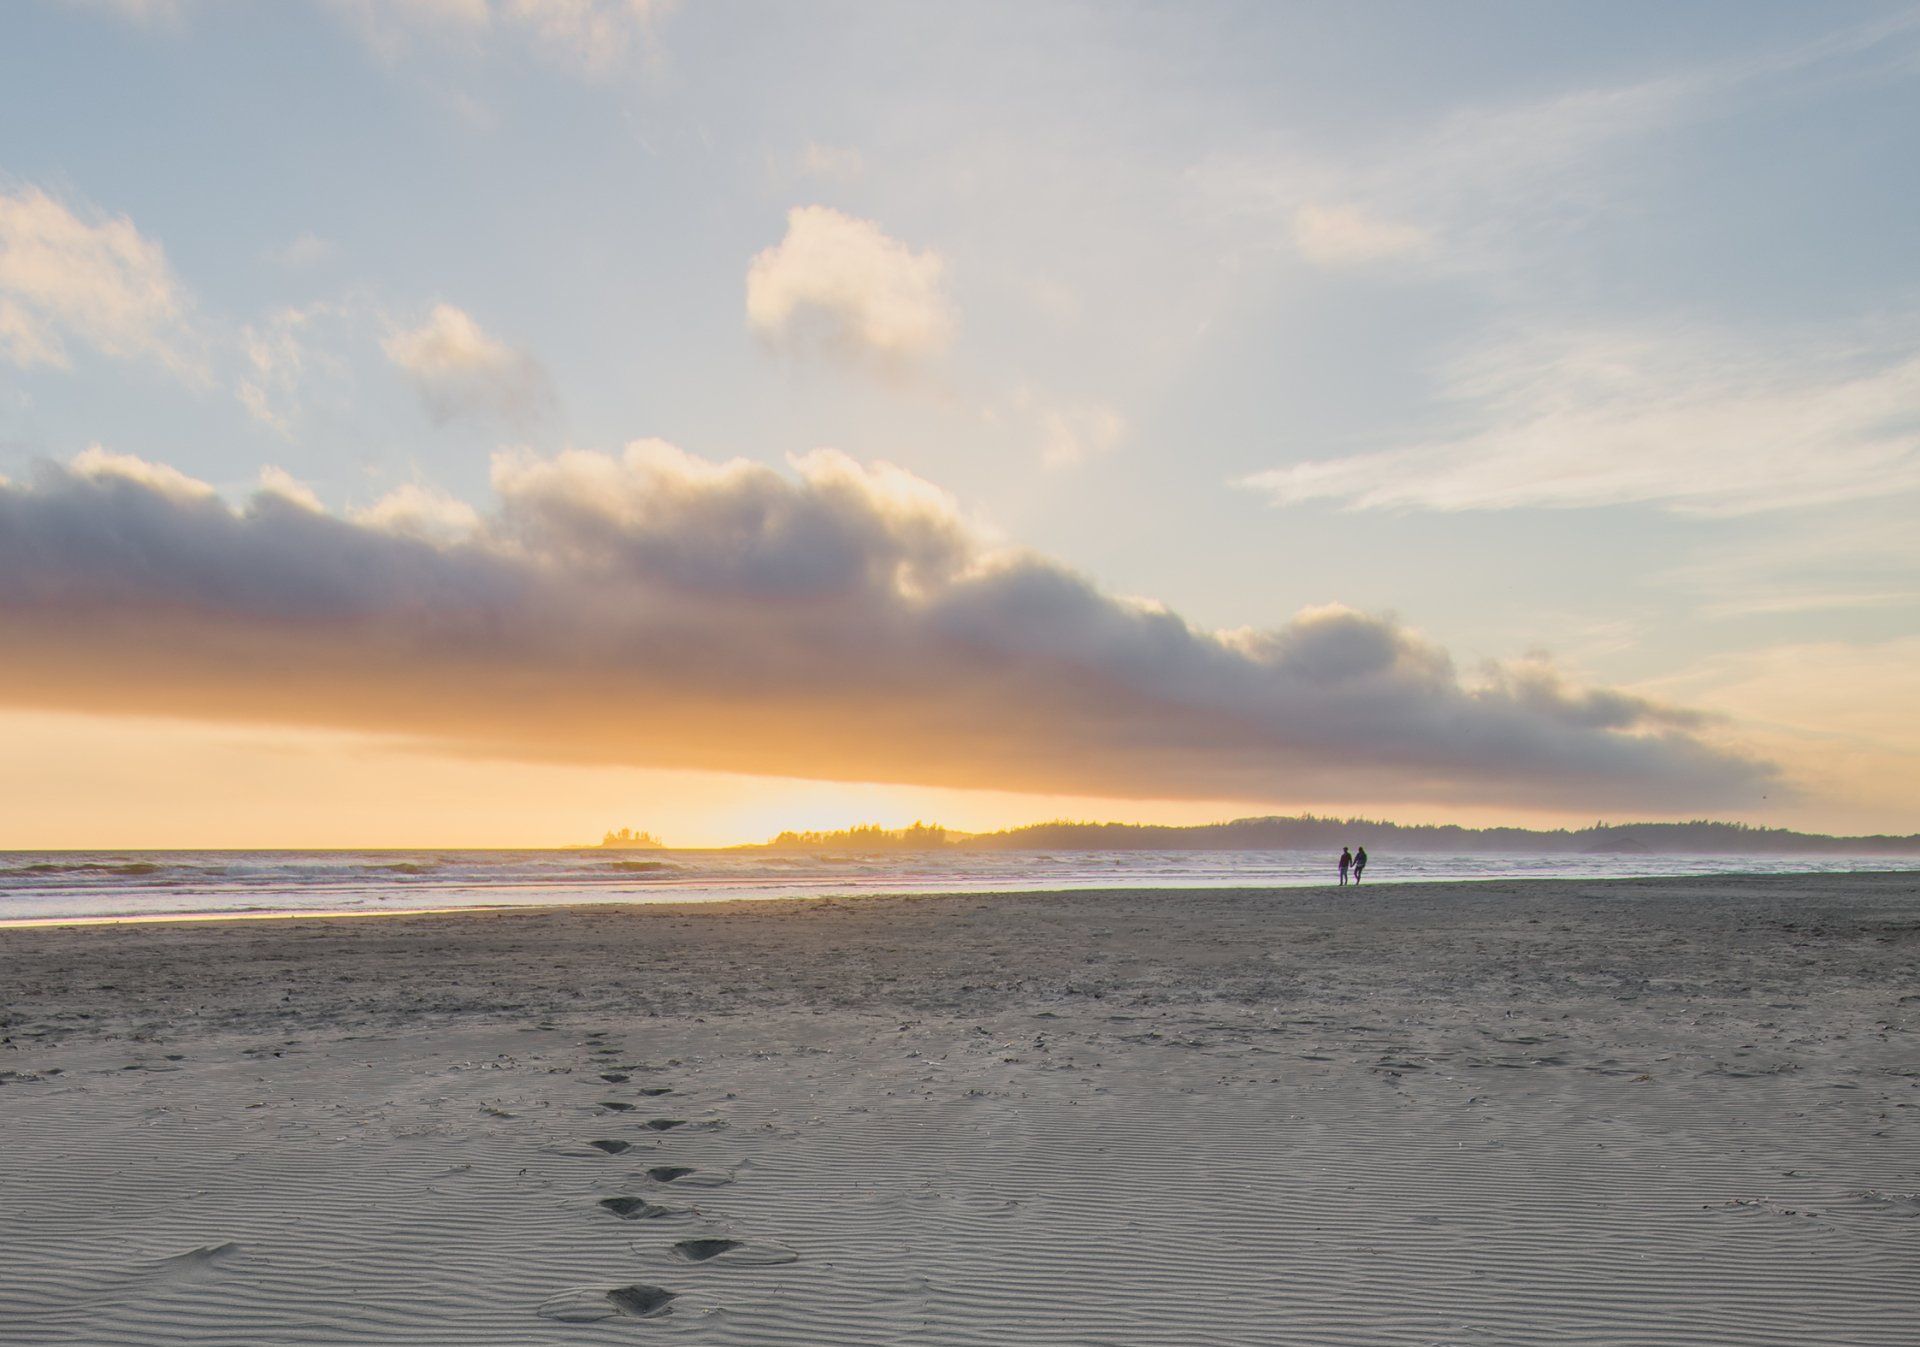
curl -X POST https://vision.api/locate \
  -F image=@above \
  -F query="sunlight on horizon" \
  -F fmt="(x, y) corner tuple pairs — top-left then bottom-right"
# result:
(0, 708), (1891, 851)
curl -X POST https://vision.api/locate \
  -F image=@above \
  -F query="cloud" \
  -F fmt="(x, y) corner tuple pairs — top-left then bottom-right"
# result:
(233, 299), (382, 437)
(382, 302), (556, 429)
(796, 142), (864, 182)
(1670, 507), (1920, 619)
(68, 444), (215, 502)
(1037, 403), (1124, 469)
(997, 389), (1124, 468)
(268, 231), (336, 269)
(256, 465), (324, 512)
(746, 206), (955, 372)
(236, 304), (318, 433)
(1197, 74), (1690, 275)
(350, 481), (482, 542)
(1290, 203), (1430, 268)
(1240, 326), (1920, 516)
(56, 0), (186, 22)
(326, 0), (673, 77)
(1201, 14), (1920, 276)
(0, 183), (195, 375)
(504, 0), (673, 76)
(0, 443), (1773, 811)
(323, 0), (487, 63)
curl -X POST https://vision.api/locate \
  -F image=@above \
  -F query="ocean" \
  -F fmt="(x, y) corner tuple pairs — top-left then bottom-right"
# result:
(3, 848), (1917, 924)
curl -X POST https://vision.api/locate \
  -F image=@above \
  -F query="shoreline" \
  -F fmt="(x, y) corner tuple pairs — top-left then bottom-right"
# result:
(8, 863), (1920, 931)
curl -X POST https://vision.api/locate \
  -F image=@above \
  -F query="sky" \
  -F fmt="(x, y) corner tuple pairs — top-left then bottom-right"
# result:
(1, 0), (1917, 847)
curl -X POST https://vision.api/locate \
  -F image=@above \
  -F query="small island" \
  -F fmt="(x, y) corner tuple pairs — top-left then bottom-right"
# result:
(597, 828), (665, 850)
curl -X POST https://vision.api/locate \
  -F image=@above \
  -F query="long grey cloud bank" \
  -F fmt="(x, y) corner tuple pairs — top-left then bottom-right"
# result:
(0, 443), (1773, 809)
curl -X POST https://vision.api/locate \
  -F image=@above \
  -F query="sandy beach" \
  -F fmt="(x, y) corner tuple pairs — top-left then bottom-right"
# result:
(3, 872), (1918, 1345)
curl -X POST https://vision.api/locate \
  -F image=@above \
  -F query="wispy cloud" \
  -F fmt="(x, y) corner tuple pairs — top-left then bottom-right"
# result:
(326, 0), (674, 78)
(1200, 11), (1920, 275)
(795, 141), (864, 183)
(1197, 72), (1692, 274)
(1669, 507), (1920, 619)
(990, 388), (1125, 469)
(747, 206), (955, 374)
(0, 443), (1773, 811)
(267, 231), (336, 269)
(1289, 203), (1430, 268)
(237, 303), (326, 433)
(1240, 324), (1920, 516)
(54, 0), (186, 23)
(498, 0), (673, 75)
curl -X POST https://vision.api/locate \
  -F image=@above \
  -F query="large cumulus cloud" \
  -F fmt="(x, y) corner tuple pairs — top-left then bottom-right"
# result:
(0, 442), (1774, 809)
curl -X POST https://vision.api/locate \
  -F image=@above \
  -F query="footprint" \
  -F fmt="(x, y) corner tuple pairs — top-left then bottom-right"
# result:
(642, 1119), (687, 1131)
(671, 1238), (742, 1262)
(143, 1242), (243, 1285)
(671, 1238), (798, 1267)
(536, 1292), (617, 1325)
(537, 1283), (676, 1322)
(600, 1073), (630, 1084)
(599, 1101), (635, 1112)
(588, 1140), (633, 1155)
(607, 1285), (677, 1318)
(638, 1087), (674, 1097)
(647, 1166), (732, 1187)
(599, 1197), (684, 1221)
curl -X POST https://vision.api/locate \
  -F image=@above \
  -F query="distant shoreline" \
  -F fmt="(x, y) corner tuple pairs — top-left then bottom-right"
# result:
(592, 814), (1920, 857)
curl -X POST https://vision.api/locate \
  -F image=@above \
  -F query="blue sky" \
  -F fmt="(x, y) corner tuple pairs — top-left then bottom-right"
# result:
(1, 1), (1916, 844)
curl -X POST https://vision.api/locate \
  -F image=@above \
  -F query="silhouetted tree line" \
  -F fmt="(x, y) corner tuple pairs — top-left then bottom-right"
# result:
(765, 821), (951, 850)
(599, 828), (665, 849)
(753, 815), (1920, 855)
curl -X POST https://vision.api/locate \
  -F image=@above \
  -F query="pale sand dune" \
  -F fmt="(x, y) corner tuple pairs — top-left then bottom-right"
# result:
(2, 874), (1918, 1344)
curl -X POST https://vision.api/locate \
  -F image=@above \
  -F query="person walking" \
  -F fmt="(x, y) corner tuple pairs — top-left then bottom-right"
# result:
(1338, 847), (1352, 886)
(1353, 846), (1368, 884)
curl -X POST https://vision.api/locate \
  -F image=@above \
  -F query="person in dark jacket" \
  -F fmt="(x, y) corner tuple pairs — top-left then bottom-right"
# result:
(1338, 847), (1352, 885)
(1353, 847), (1368, 883)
